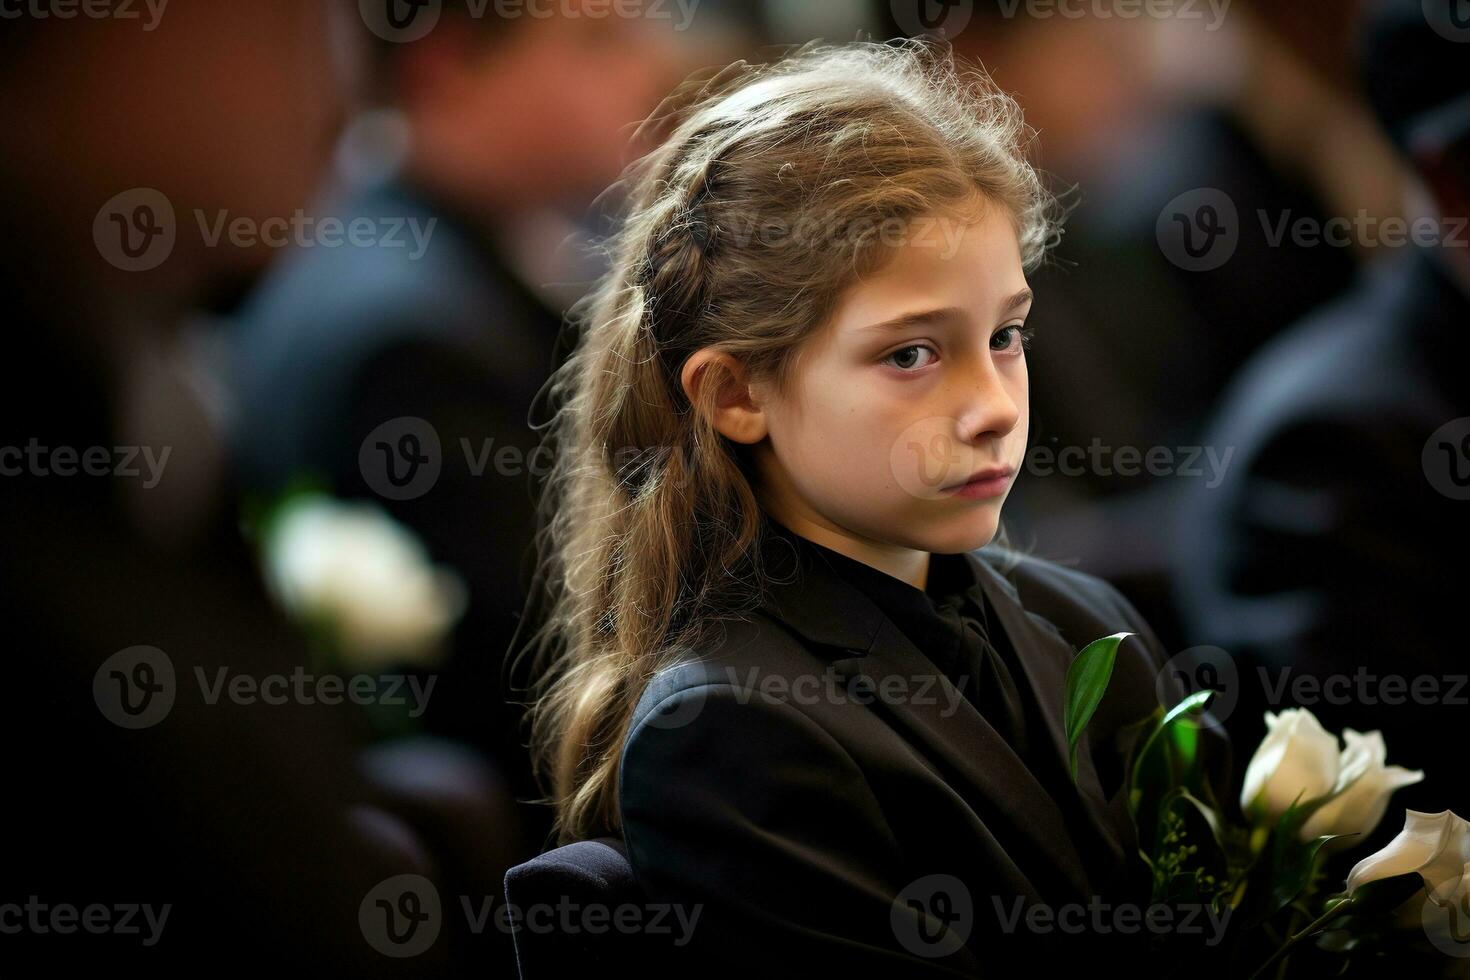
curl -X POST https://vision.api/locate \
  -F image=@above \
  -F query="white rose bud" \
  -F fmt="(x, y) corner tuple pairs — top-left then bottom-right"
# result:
(1347, 809), (1470, 906)
(1240, 708), (1341, 824)
(263, 495), (467, 672)
(1299, 729), (1424, 845)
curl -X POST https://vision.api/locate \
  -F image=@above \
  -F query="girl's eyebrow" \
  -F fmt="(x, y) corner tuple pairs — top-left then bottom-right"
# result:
(1000, 287), (1035, 316)
(854, 289), (1034, 335)
(854, 306), (965, 334)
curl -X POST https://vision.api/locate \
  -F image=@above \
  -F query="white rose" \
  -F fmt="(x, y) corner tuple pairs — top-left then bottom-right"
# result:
(263, 495), (467, 672)
(1240, 708), (1341, 824)
(1299, 729), (1424, 845)
(1347, 809), (1470, 906)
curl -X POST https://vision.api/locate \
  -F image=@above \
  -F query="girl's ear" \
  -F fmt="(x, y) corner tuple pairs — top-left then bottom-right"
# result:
(680, 348), (769, 445)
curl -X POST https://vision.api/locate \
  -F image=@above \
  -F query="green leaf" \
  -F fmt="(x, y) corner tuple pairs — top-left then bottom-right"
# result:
(1129, 687), (1216, 804)
(1269, 833), (1340, 917)
(1128, 688), (1216, 850)
(1234, 793), (1344, 931)
(1064, 631), (1133, 783)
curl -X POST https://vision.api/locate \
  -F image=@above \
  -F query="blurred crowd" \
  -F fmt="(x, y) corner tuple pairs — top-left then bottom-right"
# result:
(1, 0), (1465, 972)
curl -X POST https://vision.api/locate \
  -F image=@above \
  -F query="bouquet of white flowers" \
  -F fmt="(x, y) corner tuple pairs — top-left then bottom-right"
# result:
(1066, 633), (1468, 977)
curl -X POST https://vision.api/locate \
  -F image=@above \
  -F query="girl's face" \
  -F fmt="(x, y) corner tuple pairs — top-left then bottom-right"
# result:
(748, 199), (1032, 576)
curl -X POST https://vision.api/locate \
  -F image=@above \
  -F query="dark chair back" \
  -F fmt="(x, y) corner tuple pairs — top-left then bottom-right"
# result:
(503, 836), (645, 976)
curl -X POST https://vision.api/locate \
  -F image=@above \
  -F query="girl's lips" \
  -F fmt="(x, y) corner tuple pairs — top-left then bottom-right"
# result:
(942, 468), (1014, 500)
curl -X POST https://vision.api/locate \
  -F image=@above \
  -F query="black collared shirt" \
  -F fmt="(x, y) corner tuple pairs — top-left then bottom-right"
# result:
(762, 517), (1032, 762)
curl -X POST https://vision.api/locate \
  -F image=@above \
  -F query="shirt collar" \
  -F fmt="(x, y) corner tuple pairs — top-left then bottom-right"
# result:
(758, 516), (989, 661)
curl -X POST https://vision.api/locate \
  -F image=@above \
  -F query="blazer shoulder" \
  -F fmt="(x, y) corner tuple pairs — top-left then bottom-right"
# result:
(626, 611), (834, 736)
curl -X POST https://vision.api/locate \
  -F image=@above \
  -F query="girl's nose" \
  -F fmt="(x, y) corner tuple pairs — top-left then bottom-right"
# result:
(955, 359), (1022, 442)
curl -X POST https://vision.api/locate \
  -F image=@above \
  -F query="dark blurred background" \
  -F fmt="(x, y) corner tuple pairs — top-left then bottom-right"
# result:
(1, 0), (1465, 973)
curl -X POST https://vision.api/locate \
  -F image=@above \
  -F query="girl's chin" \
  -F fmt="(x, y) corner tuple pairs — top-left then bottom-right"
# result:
(914, 510), (1003, 554)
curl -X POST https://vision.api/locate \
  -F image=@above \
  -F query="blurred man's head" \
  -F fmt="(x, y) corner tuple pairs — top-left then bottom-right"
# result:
(0, 1), (363, 328)
(368, 0), (691, 215)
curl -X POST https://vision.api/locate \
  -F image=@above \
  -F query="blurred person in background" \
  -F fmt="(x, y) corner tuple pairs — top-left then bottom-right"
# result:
(880, 0), (1407, 650)
(222, 0), (752, 856)
(0, 2), (519, 973)
(1173, 0), (1470, 817)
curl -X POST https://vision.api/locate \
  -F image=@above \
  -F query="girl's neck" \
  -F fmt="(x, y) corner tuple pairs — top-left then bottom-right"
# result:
(764, 509), (931, 591)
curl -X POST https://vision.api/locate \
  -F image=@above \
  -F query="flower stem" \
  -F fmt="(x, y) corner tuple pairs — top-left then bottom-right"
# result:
(1245, 899), (1354, 980)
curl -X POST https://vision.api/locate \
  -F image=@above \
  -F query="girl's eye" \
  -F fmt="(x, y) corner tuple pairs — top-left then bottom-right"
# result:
(882, 344), (937, 371)
(991, 324), (1033, 355)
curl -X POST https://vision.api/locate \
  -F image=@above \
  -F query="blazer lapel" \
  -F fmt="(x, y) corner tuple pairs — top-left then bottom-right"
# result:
(756, 542), (1107, 902)
(968, 554), (1130, 877)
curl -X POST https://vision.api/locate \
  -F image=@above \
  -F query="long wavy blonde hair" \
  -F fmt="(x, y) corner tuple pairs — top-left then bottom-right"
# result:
(516, 38), (1066, 845)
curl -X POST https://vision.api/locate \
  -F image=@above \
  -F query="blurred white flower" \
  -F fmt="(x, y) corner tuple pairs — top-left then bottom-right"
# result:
(1299, 729), (1424, 845)
(262, 494), (466, 672)
(1240, 708), (1341, 824)
(1347, 809), (1470, 907)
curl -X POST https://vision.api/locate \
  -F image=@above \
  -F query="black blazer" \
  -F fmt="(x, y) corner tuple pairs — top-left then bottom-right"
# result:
(618, 541), (1231, 974)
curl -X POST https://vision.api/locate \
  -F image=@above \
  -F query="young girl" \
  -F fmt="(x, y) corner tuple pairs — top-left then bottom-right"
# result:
(521, 39), (1204, 973)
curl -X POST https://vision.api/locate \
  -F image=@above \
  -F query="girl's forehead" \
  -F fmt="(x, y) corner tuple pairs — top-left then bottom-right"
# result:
(834, 210), (1027, 313)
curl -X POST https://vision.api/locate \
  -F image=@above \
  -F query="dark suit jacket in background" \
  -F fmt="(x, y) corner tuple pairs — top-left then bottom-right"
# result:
(619, 536), (1232, 975)
(0, 305), (480, 974)
(226, 176), (566, 846)
(1173, 244), (1470, 819)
